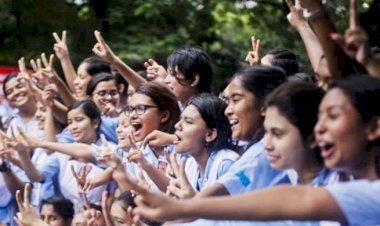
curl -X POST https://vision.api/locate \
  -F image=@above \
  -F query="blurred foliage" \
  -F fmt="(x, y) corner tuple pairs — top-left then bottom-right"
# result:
(0, 0), (376, 90)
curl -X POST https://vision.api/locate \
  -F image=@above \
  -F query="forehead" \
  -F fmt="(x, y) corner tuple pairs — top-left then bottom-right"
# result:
(41, 204), (57, 214)
(129, 93), (154, 105)
(224, 78), (245, 96)
(264, 106), (290, 128)
(5, 77), (20, 90)
(67, 107), (86, 118)
(320, 88), (353, 111)
(182, 104), (201, 119)
(94, 80), (117, 90)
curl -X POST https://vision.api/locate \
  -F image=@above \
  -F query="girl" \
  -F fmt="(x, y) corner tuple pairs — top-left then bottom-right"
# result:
(86, 72), (121, 117)
(40, 196), (74, 226)
(131, 75), (380, 226)
(168, 93), (238, 197)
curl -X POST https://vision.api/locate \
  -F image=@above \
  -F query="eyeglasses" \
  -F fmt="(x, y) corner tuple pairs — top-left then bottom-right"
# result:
(123, 104), (159, 116)
(94, 90), (119, 97)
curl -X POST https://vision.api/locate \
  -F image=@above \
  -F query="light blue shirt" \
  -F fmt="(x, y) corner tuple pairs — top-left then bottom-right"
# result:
(217, 140), (291, 195)
(326, 179), (380, 226)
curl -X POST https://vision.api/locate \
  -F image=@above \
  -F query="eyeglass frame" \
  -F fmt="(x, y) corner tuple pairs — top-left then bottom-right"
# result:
(123, 104), (159, 116)
(93, 89), (119, 98)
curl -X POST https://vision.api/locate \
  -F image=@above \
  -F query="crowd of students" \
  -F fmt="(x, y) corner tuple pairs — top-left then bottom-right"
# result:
(0, 0), (379, 225)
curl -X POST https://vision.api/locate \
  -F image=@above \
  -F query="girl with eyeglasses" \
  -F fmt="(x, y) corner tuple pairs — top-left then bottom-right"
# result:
(86, 72), (121, 118)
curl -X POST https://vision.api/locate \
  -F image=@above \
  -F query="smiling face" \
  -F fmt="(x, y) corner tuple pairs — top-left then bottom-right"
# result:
(91, 80), (120, 114)
(164, 66), (195, 105)
(174, 105), (209, 155)
(35, 101), (47, 130)
(127, 93), (164, 141)
(263, 107), (307, 171)
(116, 112), (133, 149)
(74, 62), (92, 99)
(67, 108), (98, 144)
(223, 78), (262, 141)
(315, 88), (369, 172)
(4, 77), (33, 109)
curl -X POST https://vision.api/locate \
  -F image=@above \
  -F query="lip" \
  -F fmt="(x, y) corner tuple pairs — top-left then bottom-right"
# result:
(267, 154), (280, 163)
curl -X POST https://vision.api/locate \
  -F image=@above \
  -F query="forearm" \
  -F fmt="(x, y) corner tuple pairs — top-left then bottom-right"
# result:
(39, 141), (95, 163)
(366, 56), (380, 78)
(181, 185), (345, 223)
(112, 57), (146, 88)
(92, 167), (114, 188)
(195, 182), (229, 198)
(18, 152), (45, 182)
(1, 170), (26, 195)
(142, 163), (169, 192)
(51, 75), (75, 107)
(59, 56), (77, 92)
(52, 100), (68, 124)
(304, 2), (346, 76)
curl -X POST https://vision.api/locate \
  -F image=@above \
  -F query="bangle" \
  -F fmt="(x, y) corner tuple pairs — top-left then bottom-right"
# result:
(305, 5), (326, 22)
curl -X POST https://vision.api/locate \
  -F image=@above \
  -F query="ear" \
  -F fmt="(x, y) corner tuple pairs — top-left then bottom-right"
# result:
(160, 111), (170, 124)
(366, 117), (380, 142)
(190, 74), (200, 87)
(92, 118), (100, 130)
(205, 128), (217, 143)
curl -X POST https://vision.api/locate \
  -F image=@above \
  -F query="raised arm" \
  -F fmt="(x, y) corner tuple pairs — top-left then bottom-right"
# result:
(92, 30), (146, 88)
(53, 30), (77, 92)
(285, 0), (331, 80)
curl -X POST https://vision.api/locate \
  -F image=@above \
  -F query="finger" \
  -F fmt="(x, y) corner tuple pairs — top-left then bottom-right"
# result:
(128, 133), (138, 150)
(256, 39), (261, 55)
(70, 165), (80, 181)
(52, 32), (61, 43)
(18, 57), (27, 73)
(284, 0), (295, 10)
(148, 58), (157, 66)
(41, 53), (49, 68)
(23, 183), (31, 207)
(17, 126), (27, 140)
(81, 192), (92, 210)
(169, 152), (180, 177)
(30, 59), (38, 72)
(167, 184), (182, 197)
(179, 158), (191, 186)
(94, 30), (106, 45)
(37, 58), (42, 70)
(62, 30), (67, 43)
(144, 62), (150, 69)
(295, 0), (301, 9)
(142, 133), (153, 149)
(349, 0), (359, 29)
(49, 54), (54, 69)
(251, 36), (256, 51)
(100, 134), (109, 149)
(137, 163), (147, 184)
(15, 190), (24, 212)
(330, 33), (346, 50)
(74, 199), (86, 215)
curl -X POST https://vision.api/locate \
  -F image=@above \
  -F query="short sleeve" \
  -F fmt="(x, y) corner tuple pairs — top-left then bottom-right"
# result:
(326, 180), (380, 226)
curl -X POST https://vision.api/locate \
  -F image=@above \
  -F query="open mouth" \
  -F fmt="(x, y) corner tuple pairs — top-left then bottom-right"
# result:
(229, 119), (239, 129)
(173, 133), (182, 144)
(131, 122), (143, 137)
(318, 141), (335, 158)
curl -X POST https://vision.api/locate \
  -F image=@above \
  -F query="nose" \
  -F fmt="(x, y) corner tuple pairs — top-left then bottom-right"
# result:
(314, 116), (326, 136)
(224, 103), (233, 117)
(174, 120), (182, 132)
(164, 73), (172, 85)
(263, 133), (273, 152)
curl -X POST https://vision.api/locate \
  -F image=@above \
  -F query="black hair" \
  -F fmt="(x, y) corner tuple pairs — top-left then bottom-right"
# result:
(234, 65), (286, 109)
(68, 100), (101, 129)
(330, 75), (380, 124)
(40, 196), (74, 222)
(265, 48), (299, 77)
(264, 81), (325, 163)
(287, 72), (317, 84)
(134, 82), (180, 134)
(188, 93), (234, 151)
(86, 72), (118, 96)
(167, 46), (213, 93)
(2, 72), (18, 98)
(81, 56), (111, 76)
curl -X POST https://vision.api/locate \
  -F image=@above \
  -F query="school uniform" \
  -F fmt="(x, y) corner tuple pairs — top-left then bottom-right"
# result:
(184, 149), (239, 191)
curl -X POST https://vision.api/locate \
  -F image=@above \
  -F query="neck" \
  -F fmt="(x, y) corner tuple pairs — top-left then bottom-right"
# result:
(295, 153), (323, 185)
(151, 146), (164, 157)
(349, 150), (379, 180)
(18, 102), (37, 122)
(192, 147), (210, 177)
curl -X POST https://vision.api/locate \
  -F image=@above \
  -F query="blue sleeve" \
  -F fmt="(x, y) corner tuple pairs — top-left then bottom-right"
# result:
(216, 159), (234, 179)
(36, 153), (60, 180)
(217, 151), (290, 195)
(98, 116), (119, 144)
(326, 180), (380, 226)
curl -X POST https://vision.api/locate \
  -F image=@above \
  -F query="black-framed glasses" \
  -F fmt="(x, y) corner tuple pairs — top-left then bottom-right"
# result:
(94, 90), (119, 97)
(123, 104), (159, 116)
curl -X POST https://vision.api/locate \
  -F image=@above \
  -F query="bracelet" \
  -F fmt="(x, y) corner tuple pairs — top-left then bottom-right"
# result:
(305, 5), (326, 23)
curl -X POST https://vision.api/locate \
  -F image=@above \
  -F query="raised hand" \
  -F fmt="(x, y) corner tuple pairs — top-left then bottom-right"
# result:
(94, 134), (122, 169)
(144, 59), (167, 82)
(92, 30), (117, 63)
(42, 84), (58, 108)
(18, 57), (28, 74)
(127, 133), (149, 167)
(330, 0), (371, 66)
(52, 30), (69, 60)
(75, 194), (106, 226)
(142, 130), (177, 150)
(245, 36), (261, 65)
(166, 153), (195, 199)
(14, 184), (49, 226)
(71, 164), (93, 193)
(285, 0), (307, 29)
